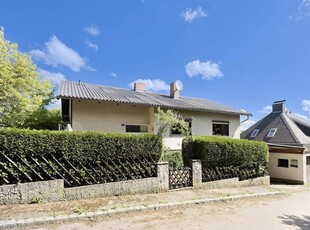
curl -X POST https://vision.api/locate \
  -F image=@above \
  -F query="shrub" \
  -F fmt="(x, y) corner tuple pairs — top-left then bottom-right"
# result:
(161, 150), (184, 168)
(182, 136), (268, 181)
(0, 128), (162, 187)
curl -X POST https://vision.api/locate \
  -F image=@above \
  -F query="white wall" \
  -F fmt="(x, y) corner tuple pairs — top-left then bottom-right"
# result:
(71, 100), (152, 133)
(157, 110), (241, 150)
(269, 152), (305, 183)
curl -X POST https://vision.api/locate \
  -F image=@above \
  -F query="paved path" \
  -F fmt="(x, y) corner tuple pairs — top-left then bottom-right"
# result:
(31, 187), (310, 230)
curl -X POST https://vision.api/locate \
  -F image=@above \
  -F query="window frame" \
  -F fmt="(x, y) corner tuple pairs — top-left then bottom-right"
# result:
(290, 159), (298, 168)
(125, 124), (149, 133)
(278, 158), (289, 168)
(250, 129), (259, 138)
(212, 121), (229, 136)
(267, 128), (278, 137)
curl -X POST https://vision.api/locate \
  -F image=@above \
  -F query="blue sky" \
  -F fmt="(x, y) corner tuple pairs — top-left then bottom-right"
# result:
(1, 0), (310, 130)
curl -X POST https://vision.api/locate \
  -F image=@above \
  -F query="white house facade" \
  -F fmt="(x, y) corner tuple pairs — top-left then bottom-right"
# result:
(58, 81), (250, 150)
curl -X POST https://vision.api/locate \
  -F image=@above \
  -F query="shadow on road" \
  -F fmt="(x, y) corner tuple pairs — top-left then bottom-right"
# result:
(278, 214), (310, 230)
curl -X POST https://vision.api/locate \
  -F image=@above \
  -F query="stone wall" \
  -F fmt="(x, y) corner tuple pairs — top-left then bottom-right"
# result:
(0, 162), (169, 205)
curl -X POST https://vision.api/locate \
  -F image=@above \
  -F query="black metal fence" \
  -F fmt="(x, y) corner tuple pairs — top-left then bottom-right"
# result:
(169, 166), (192, 189)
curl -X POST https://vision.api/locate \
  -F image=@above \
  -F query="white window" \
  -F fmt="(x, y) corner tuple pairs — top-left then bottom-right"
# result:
(250, 129), (259, 138)
(267, 128), (277, 137)
(290, 159), (298, 168)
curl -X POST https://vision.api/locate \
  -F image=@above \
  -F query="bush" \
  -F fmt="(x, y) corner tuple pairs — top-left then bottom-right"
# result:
(182, 136), (268, 181)
(0, 128), (162, 187)
(161, 151), (184, 168)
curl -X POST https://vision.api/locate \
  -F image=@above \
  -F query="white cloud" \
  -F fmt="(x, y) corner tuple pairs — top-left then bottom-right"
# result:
(129, 79), (170, 92)
(181, 6), (208, 23)
(85, 39), (98, 51)
(38, 68), (66, 85)
(85, 24), (100, 36)
(257, 106), (272, 114)
(302, 100), (310, 113)
(110, 72), (118, 78)
(185, 59), (223, 80)
(47, 98), (61, 109)
(294, 112), (309, 120)
(30, 35), (95, 72)
(240, 119), (256, 131)
(291, 0), (310, 21)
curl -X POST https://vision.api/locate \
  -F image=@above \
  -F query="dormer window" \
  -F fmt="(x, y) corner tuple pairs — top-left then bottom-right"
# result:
(267, 128), (277, 137)
(250, 129), (259, 138)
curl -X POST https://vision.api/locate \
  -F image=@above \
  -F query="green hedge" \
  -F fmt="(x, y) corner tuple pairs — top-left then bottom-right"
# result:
(183, 136), (268, 167)
(0, 128), (162, 187)
(182, 136), (268, 180)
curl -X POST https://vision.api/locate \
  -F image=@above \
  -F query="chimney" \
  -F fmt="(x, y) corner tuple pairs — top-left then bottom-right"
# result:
(272, 100), (286, 113)
(170, 82), (179, 99)
(133, 82), (146, 92)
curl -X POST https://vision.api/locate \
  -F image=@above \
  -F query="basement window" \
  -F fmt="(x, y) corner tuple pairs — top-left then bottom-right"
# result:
(213, 121), (229, 136)
(250, 129), (259, 138)
(278, 159), (289, 168)
(290, 159), (298, 168)
(125, 125), (148, 133)
(267, 128), (277, 137)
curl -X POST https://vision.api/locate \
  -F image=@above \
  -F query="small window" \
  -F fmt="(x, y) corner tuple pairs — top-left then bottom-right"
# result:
(290, 159), (298, 168)
(278, 159), (289, 168)
(267, 128), (277, 137)
(213, 121), (229, 136)
(185, 118), (192, 136)
(250, 129), (259, 138)
(126, 125), (148, 133)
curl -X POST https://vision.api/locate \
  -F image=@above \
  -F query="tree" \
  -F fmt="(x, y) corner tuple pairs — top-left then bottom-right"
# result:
(22, 108), (61, 130)
(0, 29), (53, 127)
(155, 107), (190, 137)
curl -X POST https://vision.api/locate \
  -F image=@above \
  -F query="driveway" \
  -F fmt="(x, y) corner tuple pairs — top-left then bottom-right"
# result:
(31, 187), (310, 230)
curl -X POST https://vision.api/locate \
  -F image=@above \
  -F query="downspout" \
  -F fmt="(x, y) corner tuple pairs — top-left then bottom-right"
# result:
(241, 115), (250, 124)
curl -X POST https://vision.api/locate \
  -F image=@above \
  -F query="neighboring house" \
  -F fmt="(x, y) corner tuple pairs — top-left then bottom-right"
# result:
(241, 100), (310, 184)
(57, 80), (250, 150)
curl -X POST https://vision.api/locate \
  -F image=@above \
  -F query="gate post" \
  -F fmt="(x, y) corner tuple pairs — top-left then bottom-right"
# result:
(157, 162), (169, 192)
(192, 159), (202, 188)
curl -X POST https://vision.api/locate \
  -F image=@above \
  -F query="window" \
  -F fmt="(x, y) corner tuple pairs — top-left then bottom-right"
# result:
(213, 121), (229, 136)
(278, 159), (289, 168)
(126, 125), (148, 133)
(250, 129), (259, 138)
(185, 118), (192, 136)
(290, 159), (298, 168)
(267, 128), (277, 137)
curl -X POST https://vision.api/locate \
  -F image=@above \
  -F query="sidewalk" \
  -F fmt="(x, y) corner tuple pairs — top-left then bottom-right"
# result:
(0, 184), (306, 229)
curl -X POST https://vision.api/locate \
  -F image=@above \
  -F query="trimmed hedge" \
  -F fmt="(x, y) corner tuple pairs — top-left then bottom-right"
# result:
(182, 136), (268, 180)
(0, 128), (162, 187)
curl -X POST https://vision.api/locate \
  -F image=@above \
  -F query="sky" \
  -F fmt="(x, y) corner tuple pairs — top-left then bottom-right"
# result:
(1, 0), (310, 130)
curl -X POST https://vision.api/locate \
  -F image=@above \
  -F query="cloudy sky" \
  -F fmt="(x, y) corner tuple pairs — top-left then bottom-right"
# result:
(1, 0), (310, 130)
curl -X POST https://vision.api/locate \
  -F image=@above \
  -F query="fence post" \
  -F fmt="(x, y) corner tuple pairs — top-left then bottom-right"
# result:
(157, 161), (169, 192)
(191, 159), (202, 188)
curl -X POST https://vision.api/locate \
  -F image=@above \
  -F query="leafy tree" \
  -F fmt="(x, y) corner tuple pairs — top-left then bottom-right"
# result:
(155, 107), (190, 137)
(0, 29), (53, 127)
(22, 108), (61, 130)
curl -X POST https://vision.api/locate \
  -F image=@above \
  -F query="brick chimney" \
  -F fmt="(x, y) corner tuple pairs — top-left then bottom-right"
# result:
(272, 100), (286, 113)
(170, 82), (179, 99)
(133, 82), (146, 92)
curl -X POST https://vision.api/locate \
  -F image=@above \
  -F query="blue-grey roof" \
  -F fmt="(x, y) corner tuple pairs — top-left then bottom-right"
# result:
(57, 81), (251, 116)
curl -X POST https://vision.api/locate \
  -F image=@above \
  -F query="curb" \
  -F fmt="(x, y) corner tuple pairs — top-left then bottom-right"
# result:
(0, 191), (282, 229)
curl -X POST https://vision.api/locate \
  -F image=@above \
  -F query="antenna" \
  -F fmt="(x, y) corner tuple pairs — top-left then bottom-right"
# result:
(175, 80), (183, 91)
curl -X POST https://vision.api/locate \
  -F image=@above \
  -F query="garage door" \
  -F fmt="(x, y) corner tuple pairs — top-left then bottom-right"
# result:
(307, 156), (310, 183)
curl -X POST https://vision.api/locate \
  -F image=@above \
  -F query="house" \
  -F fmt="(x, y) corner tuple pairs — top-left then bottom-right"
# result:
(241, 100), (310, 184)
(57, 80), (251, 150)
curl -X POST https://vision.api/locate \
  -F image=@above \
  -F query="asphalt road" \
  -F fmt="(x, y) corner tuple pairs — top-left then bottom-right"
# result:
(32, 189), (310, 230)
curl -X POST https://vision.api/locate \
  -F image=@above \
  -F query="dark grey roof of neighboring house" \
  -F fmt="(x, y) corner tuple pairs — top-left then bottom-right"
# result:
(57, 81), (251, 116)
(241, 111), (310, 145)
